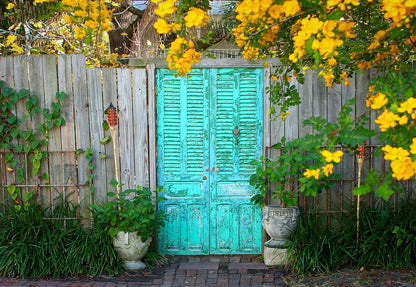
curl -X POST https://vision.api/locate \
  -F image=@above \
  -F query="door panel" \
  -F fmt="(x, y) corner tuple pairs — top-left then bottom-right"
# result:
(210, 68), (263, 254)
(157, 69), (210, 254)
(157, 68), (262, 255)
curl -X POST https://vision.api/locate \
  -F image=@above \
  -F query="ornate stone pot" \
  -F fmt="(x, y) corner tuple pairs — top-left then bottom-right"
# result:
(112, 231), (151, 270)
(261, 205), (300, 248)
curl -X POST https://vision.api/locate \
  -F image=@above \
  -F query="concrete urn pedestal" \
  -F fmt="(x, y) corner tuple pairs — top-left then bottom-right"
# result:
(262, 205), (299, 266)
(112, 231), (151, 270)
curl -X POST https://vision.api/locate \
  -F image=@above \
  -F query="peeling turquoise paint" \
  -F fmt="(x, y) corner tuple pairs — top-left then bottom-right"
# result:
(157, 68), (263, 255)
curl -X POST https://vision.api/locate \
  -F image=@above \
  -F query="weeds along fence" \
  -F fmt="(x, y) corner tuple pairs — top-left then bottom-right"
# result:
(0, 54), (414, 223)
(0, 54), (156, 222)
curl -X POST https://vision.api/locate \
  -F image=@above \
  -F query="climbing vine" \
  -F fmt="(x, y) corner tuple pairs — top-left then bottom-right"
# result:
(0, 81), (66, 211)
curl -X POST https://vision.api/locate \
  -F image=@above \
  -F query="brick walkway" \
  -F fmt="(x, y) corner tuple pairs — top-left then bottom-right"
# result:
(0, 256), (287, 287)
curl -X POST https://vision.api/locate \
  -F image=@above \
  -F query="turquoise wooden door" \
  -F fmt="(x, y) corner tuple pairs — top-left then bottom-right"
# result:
(157, 68), (263, 255)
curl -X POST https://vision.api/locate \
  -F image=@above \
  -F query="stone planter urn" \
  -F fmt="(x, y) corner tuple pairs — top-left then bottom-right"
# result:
(112, 231), (151, 270)
(262, 205), (300, 266)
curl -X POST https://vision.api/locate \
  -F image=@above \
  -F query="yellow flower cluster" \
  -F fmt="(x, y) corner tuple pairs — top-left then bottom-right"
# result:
(166, 37), (201, 76)
(59, 0), (114, 38)
(289, 17), (353, 64)
(370, 94), (416, 132)
(382, 145), (416, 180)
(382, 0), (416, 26)
(303, 150), (343, 179)
(233, 0), (301, 60)
(152, 0), (208, 76)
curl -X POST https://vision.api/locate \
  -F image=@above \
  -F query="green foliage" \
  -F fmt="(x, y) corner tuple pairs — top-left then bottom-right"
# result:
(91, 185), (166, 241)
(250, 100), (374, 207)
(288, 199), (416, 274)
(0, 195), (122, 279)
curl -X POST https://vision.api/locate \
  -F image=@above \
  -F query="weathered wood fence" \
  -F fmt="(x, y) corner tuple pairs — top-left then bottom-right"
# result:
(0, 54), (413, 220)
(0, 54), (156, 220)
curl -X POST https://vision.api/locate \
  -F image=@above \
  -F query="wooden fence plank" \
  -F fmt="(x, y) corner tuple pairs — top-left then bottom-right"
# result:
(311, 71), (328, 213)
(147, 64), (157, 191)
(43, 55), (62, 209)
(117, 68), (135, 190)
(57, 55), (78, 205)
(132, 69), (149, 187)
(0, 57), (15, 204)
(101, 68), (118, 197)
(87, 68), (107, 203)
(72, 54), (91, 221)
(13, 56), (32, 203)
(328, 83), (342, 214)
(341, 75), (357, 210)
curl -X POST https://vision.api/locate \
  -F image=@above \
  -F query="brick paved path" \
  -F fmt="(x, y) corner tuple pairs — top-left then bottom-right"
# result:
(0, 256), (287, 287)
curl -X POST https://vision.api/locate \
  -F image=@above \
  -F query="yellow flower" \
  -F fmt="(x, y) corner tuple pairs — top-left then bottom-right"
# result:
(6, 3), (15, 9)
(398, 115), (408, 125)
(6, 34), (17, 47)
(321, 150), (344, 163)
(85, 20), (98, 29)
(282, 0), (301, 17)
(155, 0), (177, 17)
(304, 168), (320, 180)
(381, 145), (410, 161)
(185, 7), (209, 28)
(322, 164), (334, 177)
(410, 138), (416, 154)
(74, 9), (87, 17)
(328, 57), (337, 66)
(74, 26), (87, 39)
(154, 18), (171, 34)
(391, 158), (416, 180)
(370, 92), (388, 110)
(398, 97), (416, 114)
(375, 110), (399, 131)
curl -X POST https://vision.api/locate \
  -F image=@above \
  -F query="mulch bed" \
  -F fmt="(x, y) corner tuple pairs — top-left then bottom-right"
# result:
(284, 268), (416, 286)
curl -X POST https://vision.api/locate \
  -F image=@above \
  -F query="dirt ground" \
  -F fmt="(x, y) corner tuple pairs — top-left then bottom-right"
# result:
(283, 268), (416, 286)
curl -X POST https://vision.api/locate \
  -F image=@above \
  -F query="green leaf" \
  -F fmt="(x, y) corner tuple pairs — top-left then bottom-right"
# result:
(107, 192), (116, 197)
(100, 135), (111, 145)
(99, 152), (107, 159)
(102, 120), (110, 131)
(16, 168), (24, 182)
(10, 128), (19, 139)
(24, 192), (33, 202)
(7, 184), (16, 195)
(18, 89), (29, 99)
(109, 227), (118, 237)
(56, 91), (66, 101)
(76, 148), (83, 155)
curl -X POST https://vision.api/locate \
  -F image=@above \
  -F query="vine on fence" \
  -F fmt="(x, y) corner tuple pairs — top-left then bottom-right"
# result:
(0, 81), (68, 211)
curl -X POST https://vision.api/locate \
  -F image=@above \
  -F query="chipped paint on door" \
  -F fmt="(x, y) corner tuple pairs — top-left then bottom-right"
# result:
(157, 68), (262, 255)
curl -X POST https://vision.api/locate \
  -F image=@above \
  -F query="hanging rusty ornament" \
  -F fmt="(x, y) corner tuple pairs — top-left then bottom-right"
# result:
(107, 103), (117, 127)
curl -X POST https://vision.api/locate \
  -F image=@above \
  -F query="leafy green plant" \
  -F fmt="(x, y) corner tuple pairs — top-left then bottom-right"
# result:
(0, 194), (122, 279)
(91, 183), (166, 241)
(250, 99), (374, 207)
